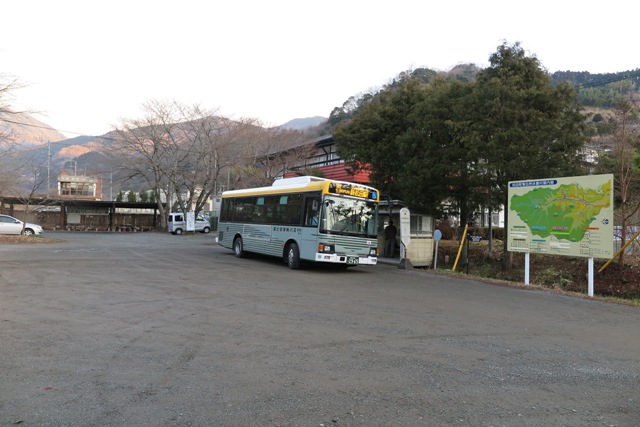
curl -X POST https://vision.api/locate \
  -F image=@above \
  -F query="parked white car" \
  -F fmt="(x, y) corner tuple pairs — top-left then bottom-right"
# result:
(167, 212), (211, 235)
(0, 214), (44, 236)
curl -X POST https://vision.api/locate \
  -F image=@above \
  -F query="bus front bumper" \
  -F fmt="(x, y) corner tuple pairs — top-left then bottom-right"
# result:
(315, 253), (377, 266)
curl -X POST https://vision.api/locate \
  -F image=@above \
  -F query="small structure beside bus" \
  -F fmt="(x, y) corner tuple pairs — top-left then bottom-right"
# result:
(216, 176), (379, 269)
(379, 199), (435, 267)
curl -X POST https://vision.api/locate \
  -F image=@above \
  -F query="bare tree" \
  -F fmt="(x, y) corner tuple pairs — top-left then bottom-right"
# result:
(0, 74), (26, 117)
(233, 123), (315, 188)
(11, 158), (48, 230)
(106, 100), (257, 227)
(0, 141), (21, 195)
(168, 105), (251, 214)
(0, 74), (26, 195)
(105, 99), (320, 229)
(107, 99), (181, 228)
(600, 96), (640, 265)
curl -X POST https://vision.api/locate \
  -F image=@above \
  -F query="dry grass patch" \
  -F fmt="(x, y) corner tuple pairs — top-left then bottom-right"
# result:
(0, 235), (63, 244)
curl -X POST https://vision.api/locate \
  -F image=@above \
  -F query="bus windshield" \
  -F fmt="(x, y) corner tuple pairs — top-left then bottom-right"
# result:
(320, 195), (378, 237)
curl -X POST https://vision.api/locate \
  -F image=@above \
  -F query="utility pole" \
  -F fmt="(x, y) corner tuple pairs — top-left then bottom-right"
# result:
(47, 141), (51, 196)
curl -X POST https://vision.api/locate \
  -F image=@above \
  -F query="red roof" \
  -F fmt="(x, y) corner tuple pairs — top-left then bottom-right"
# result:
(285, 162), (371, 184)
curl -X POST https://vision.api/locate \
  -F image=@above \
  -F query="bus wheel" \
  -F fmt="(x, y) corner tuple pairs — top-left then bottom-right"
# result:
(286, 242), (300, 269)
(233, 236), (245, 258)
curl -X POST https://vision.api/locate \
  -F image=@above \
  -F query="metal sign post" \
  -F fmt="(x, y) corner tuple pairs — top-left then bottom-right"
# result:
(433, 229), (442, 269)
(398, 207), (412, 269)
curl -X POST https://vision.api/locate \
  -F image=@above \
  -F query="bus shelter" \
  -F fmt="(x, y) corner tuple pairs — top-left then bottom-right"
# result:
(379, 199), (435, 267)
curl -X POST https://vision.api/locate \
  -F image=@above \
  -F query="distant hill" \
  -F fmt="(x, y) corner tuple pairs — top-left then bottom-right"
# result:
(4, 63), (639, 191)
(279, 116), (327, 130)
(2, 113), (331, 196)
(0, 111), (66, 145)
(551, 69), (640, 89)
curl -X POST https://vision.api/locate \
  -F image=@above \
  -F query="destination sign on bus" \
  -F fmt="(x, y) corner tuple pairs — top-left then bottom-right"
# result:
(327, 183), (377, 201)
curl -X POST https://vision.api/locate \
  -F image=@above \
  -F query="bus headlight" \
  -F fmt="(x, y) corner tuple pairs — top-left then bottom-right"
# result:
(318, 243), (335, 253)
(369, 248), (378, 257)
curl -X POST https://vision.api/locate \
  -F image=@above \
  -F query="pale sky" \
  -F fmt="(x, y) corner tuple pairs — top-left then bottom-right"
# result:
(2, 0), (637, 138)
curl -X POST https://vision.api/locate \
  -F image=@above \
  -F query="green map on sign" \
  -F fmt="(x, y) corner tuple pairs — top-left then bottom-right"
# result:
(510, 180), (612, 242)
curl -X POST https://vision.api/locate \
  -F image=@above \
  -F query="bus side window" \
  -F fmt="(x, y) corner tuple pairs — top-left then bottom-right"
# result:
(264, 205), (274, 222)
(220, 199), (230, 222)
(275, 194), (302, 225)
(263, 196), (276, 223)
(253, 205), (265, 223)
(285, 205), (299, 224)
(242, 205), (255, 222)
(233, 197), (253, 222)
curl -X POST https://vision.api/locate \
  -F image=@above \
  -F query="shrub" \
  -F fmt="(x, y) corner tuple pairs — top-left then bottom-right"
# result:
(469, 227), (505, 241)
(435, 219), (457, 240)
(534, 266), (573, 289)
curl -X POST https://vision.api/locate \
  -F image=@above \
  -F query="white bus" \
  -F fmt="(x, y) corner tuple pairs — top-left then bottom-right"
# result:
(217, 176), (380, 269)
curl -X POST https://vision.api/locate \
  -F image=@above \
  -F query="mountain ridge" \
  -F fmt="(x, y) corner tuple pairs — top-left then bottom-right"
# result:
(3, 66), (638, 178)
(0, 111), (67, 144)
(278, 116), (327, 130)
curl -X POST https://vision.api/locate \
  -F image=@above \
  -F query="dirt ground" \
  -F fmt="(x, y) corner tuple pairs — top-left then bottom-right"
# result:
(0, 235), (53, 244)
(2, 231), (639, 427)
(5, 234), (640, 301)
(434, 239), (640, 301)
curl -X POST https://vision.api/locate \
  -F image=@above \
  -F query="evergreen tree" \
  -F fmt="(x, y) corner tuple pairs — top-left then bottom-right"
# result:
(395, 76), (485, 225)
(468, 42), (588, 267)
(335, 42), (588, 270)
(334, 77), (424, 201)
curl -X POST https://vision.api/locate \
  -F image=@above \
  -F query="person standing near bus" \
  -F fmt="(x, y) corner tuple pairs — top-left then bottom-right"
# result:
(384, 220), (397, 258)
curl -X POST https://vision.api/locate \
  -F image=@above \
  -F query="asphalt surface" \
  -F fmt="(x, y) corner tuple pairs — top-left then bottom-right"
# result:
(1, 231), (639, 427)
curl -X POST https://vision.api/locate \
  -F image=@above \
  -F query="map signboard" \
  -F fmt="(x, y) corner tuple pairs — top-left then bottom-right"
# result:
(507, 174), (614, 259)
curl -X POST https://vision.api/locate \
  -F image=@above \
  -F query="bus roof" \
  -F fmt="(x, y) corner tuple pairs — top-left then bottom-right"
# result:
(221, 176), (379, 201)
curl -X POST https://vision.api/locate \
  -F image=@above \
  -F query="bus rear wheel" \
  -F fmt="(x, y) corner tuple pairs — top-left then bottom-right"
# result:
(286, 242), (300, 269)
(233, 236), (245, 258)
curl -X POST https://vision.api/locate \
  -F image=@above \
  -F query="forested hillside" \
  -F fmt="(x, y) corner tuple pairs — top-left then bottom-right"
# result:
(330, 43), (640, 278)
(328, 66), (640, 132)
(552, 69), (640, 108)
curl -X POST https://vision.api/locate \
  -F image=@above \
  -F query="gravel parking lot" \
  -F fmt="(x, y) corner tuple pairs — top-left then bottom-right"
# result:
(1, 231), (639, 426)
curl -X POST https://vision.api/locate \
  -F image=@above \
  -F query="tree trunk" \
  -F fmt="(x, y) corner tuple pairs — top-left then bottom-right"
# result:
(618, 197), (627, 266)
(503, 194), (512, 270)
(488, 207), (493, 258)
(459, 198), (471, 268)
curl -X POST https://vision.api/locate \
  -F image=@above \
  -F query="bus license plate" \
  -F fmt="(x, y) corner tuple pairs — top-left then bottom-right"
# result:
(346, 256), (359, 265)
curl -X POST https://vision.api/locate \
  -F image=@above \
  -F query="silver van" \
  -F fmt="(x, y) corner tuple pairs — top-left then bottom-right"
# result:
(167, 212), (211, 235)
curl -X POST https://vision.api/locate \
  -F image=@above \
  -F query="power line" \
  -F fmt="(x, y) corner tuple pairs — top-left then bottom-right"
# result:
(576, 69), (640, 89)
(0, 117), (114, 141)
